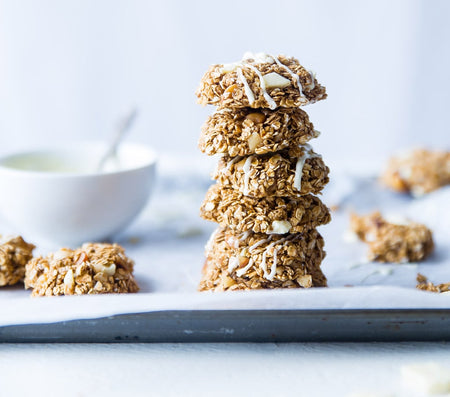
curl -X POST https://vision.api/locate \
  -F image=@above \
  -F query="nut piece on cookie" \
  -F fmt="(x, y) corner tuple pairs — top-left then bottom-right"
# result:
(350, 212), (434, 263)
(416, 273), (450, 293)
(25, 243), (139, 296)
(381, 148), (450, 196)
(199, 107), (319, 157)
(195, 53), (327, 109)
(199, 227), (327, 292)
(0, 235), (35, 286)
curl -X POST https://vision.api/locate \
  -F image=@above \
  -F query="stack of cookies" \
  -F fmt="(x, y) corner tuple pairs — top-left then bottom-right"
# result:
(195, 52), (330, 291)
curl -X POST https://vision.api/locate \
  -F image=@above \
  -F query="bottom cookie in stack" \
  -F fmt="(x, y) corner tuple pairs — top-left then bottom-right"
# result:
(199, 227), (327, 292)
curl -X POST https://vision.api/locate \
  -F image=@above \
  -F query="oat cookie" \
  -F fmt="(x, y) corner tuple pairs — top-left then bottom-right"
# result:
(196, 53), (326, 109)
(0, 235), (35, 286)
(416, 273), (450, 293)
(214, 145), (329, 198)
(381, 148), (450, 196)
(201, 184), (331, 234)
(198, 227), (327, 291)
(199, 107), (319, 157)
(350, 212), (434, 263)
(25, 243), (139, 296)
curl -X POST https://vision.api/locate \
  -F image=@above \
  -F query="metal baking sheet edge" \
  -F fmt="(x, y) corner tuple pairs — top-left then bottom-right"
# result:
(0, 309), (449, 342)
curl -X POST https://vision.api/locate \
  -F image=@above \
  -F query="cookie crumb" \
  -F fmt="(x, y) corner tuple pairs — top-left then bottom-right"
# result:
(381, 148), (450, 196)
(350, 212), (434, 263)
(0, 235), (35, 286)
(416, 273), (450, 293)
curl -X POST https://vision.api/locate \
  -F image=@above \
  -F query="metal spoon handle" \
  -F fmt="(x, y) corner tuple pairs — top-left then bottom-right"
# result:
(97, 108), (138, 172)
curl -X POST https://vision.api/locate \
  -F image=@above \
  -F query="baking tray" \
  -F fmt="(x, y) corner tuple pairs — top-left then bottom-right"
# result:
(0, 174), (449, 343)
(1, 308), (450, 343)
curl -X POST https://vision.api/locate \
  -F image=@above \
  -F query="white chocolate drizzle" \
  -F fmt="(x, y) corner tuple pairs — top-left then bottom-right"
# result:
(270, 55), (306, 101)
(236, 68), (255, 105)
(205, 228), (220, 253)
(293, 144), (321, 192)
(228, 256), (240, 272)
(242, 155), (254, 195)
(239, 230), (251, 242)
(234, 233), (305, 280)
(260, 235), (298, 281)
(242, 52), (275, 64)
(236, 258), (254, 277)
(221, 52), (315, 109)
(249, 235), (273, 252)
(224, 155), (243, 172)
(245, 64), (277, 110)
(269, 248), (278, 280)
(308, 71), (316, 90)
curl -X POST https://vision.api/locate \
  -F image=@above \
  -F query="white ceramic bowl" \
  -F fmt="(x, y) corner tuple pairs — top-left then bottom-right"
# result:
(0, 142), (157, 246)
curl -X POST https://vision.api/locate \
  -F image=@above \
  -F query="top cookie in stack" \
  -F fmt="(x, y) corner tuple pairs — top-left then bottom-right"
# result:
(196, 52), (326, 110)
(196, 52), (330, 292)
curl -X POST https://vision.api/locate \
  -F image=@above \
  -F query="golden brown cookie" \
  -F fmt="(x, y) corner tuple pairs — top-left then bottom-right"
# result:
(199, 107), (318, 157)
(201, 184), (331, 234)
(350, 212), (434, 263)
(198, 227), (327, 291)
(0, 235), (35, 286)
(381, 148), (450, 196)
(196, 53), (326, 109)
(25, 243), (139, 296)
(214, 145), (329, 198)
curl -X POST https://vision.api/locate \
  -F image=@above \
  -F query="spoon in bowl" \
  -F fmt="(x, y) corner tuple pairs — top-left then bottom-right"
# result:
(96, 108), (139, 172)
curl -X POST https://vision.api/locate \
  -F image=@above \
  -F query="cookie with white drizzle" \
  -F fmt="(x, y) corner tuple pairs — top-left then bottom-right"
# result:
(214, 144), (329, 198)
(201, 184), (331, 234)
(199, 227), (327, 291)
(196, 52), (326, 109)
(199, 106), (319, 157)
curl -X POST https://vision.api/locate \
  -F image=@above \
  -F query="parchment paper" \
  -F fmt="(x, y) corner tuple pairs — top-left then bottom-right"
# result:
(0, 158), (449, 327)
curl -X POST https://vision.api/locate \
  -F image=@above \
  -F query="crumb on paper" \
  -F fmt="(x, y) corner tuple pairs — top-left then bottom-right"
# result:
(381, 148), (450, 196)
(25, 243), (139, 297)
(127, 236), (141, 245)
(401, 362), (450, 394)
(416, 273), (450, 293)
(176, 226), (204, 238)
(350, 212), (434, 263)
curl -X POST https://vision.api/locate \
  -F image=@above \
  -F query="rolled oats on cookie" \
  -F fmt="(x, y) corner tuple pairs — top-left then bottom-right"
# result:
(25, 243), (139, 296)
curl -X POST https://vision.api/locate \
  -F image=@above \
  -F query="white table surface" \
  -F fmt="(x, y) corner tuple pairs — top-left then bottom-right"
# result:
(0, 342), (449, 397)
(0, 163), (449, 396)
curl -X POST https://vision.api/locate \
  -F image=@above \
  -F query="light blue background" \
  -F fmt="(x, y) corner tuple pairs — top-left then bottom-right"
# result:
(1, 0), (449, 171)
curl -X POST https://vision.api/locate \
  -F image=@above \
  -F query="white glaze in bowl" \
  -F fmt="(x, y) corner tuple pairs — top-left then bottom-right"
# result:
(0, 142), (157, 246)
